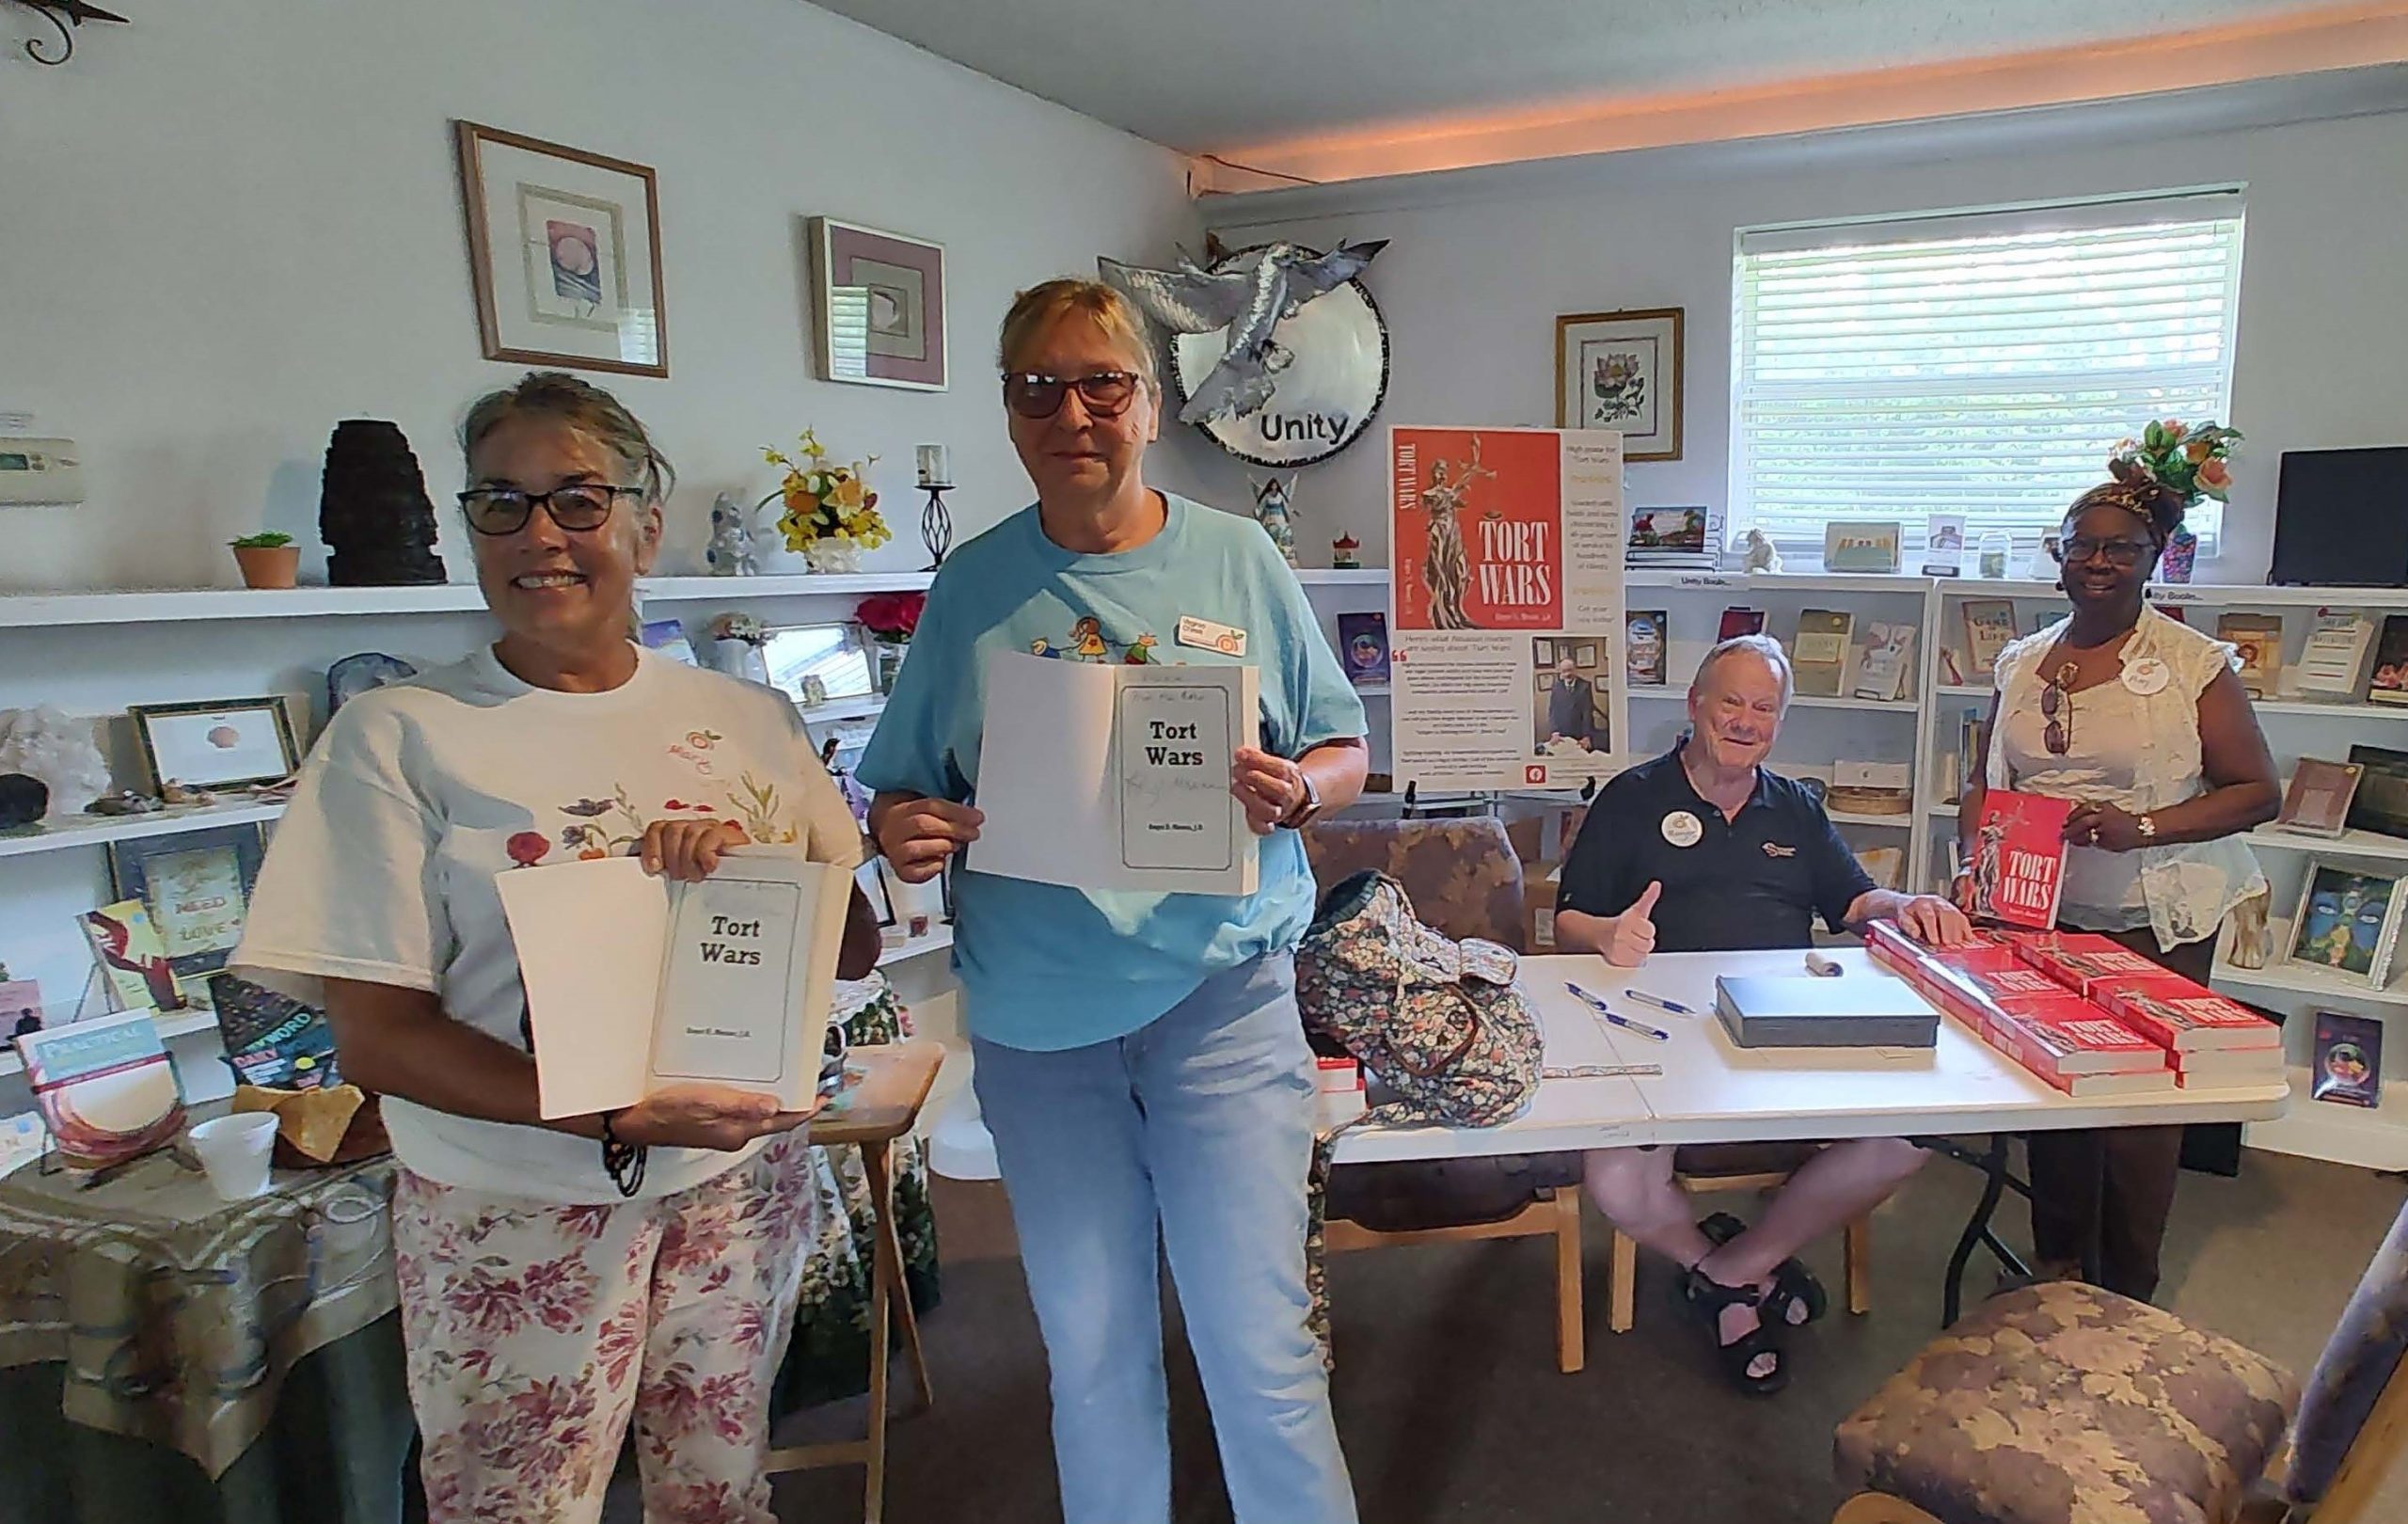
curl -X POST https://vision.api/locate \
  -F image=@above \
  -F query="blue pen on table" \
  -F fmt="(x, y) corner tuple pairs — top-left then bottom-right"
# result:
(1564, 982), (1670, 1042)
(1623, 988), (1698, 1018)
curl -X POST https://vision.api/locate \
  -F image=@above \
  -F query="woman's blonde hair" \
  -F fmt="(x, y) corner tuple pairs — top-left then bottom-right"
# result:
(460, 371), (675, 503)
(997, 278), (1157, 389)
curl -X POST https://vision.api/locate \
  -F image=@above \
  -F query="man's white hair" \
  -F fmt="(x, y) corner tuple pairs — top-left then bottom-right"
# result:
(1690, 633), (1793, 707)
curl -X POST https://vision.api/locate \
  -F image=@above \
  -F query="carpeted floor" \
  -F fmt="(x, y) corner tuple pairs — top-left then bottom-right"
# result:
(642, 1147), (2406, 1523)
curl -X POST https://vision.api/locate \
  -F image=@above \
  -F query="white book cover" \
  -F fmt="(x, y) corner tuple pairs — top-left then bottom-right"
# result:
(974, 651), (1261, 896)
(497, 849), (849, 1119)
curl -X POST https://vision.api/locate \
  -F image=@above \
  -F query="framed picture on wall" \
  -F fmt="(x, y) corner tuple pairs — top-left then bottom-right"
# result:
(1555, 308), (1683, 461)
(809, 217), (948, 391)
(129, 698), (299, 792)
(455, 120), (669, 377)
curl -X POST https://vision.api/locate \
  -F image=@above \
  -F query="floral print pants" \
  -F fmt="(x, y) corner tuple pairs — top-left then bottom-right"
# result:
(391, 1131), (820, 1524)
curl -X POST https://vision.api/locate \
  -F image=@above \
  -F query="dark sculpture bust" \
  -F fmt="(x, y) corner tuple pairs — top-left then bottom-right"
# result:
(319, 420), (444, 586)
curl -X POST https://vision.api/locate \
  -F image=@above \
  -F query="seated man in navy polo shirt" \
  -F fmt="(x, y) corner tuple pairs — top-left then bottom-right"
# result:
(1557, 634), (1968, 1393)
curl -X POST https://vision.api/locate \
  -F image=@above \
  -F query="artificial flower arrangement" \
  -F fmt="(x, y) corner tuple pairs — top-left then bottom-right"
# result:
(856, 591), (927, 644)
(762, 428), (890, 557)
(2108, 418), (2242, 505)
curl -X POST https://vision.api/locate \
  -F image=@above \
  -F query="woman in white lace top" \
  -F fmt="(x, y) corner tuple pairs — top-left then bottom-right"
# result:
(1956, 477), (2278, 1302)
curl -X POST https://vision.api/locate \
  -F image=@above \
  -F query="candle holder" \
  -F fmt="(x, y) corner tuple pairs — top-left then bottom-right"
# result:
(920, 484), (954, 568)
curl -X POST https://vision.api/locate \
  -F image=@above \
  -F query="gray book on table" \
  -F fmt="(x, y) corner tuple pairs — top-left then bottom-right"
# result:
(1712, 975), (1940, 1049)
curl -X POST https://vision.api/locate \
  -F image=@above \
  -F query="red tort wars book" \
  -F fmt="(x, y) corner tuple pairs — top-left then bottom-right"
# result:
(1966, 791), (2076, 930)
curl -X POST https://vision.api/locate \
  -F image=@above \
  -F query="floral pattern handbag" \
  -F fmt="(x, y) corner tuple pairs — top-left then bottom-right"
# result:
(1295, 869), (1543, 1130)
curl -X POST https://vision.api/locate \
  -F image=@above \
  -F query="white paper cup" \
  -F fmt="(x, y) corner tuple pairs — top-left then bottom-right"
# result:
(189, 1114), (279, 1200)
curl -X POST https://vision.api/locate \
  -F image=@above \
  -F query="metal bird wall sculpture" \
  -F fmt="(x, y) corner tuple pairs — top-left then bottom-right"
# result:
(1100, 239), (1387, 425)
(11, 0), (129, 65)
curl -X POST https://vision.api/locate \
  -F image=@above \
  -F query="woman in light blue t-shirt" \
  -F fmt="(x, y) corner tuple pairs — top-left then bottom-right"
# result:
(861, 279), (1368, 1524)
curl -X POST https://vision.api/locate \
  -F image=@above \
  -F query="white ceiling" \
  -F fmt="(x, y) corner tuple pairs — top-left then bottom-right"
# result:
(816, 0), (2352, 152)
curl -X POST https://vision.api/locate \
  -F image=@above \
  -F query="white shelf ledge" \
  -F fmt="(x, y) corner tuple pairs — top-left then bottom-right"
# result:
(0, 800), (287, 861)
(1827, 810), (1914, 828)
(0, 584), (490, 628)
(2212, 923), (2408, 1008)
(639, 571), (934, 601)
(1626, 690), (1916, 712)
(1293, 568), (1389, 585)
(2252, 699), (2408, 721)
(798, 694), (888, 723)
(876, 923), (953, 967)
(2243, 1068), (2408, 1172)
(2245, 826), (2408, 863)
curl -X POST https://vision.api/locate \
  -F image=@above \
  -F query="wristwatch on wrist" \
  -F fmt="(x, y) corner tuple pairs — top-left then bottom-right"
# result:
(1279, 769), (1323, 831)
(2136, 813), (2158, 842)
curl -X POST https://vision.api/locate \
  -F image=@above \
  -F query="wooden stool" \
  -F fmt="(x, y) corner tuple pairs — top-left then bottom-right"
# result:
(765, 1039), (945, 1524)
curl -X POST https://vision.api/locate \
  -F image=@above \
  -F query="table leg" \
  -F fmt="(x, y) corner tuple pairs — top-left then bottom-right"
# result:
(863, 1139), (895, 1524)
(867, 1141), (932, 1420)
(1931, 1135), (2033, 1327)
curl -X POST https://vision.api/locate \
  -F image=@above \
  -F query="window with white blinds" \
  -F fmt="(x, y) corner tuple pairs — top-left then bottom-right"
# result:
(1731, 195), (2244, 563)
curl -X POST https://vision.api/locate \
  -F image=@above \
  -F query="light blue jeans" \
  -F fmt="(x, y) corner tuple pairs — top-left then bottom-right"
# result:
(971, 953), (1357, 1524)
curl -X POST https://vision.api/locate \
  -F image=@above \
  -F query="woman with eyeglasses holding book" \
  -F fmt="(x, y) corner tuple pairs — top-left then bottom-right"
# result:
(859, 279), (1368, 1524)
(238, 372), (880, 1523)
(1956, 477), (2277, 1302)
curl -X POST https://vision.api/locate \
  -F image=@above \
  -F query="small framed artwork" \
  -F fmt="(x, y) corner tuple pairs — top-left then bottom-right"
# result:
(809, 217), (947, 391)
(1824, 520), (1903, 575)
(130, 699), (299, 791)
(1555, 308), (1683, 461)
(455, 120), (669, 378)
(2285, 859), (2407, 989)
(1533, 639), (1557, 667)
(1573, 643), (1599, 668)
(108, 824), (266, 1006)
(761, 624), (876, 706)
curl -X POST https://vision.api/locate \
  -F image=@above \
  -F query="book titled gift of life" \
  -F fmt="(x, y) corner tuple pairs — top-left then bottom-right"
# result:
(496, 849), (849, 1119)
(1968, 791), (2074, 930)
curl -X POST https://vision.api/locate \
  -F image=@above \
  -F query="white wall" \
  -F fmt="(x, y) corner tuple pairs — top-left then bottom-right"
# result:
(1200, 106), (2408, 582)
(0, 0), (1207, 592)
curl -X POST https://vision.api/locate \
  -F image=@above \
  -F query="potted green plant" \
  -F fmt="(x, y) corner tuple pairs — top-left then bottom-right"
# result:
(230, 532), (300, 589)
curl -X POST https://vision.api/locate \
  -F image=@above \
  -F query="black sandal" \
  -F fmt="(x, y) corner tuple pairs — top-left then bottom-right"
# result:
(1697, 1211), (1829, 1328)
(1683, 1266), (1788, 1395)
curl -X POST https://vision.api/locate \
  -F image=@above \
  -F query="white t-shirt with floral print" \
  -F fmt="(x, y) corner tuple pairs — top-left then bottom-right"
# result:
(238, 644), (862, 1202)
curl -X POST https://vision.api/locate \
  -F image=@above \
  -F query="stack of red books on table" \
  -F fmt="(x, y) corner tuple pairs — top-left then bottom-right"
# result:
(1864, 924), (2284, 1096)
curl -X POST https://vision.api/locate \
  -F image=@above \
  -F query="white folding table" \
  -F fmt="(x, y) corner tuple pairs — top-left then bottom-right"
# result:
(1326, 945), (2290, 1321)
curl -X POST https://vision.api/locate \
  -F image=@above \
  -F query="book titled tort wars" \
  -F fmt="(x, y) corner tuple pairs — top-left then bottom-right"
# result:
(1967, 791), (2075, 930)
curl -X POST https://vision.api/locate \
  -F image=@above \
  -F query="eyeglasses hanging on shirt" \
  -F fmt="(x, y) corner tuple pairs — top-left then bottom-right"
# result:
(2040, 660), (2079, 755)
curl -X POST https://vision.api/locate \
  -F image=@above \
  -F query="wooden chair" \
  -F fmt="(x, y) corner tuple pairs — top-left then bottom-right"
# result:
(1605, 1141), (1874, 1333)
(1300, 817), (1589, 1373)
(1829, 1197), (2408, 1524)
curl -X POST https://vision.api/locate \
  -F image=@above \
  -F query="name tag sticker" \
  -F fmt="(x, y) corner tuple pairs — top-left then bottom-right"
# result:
(1661, 810), (1703, 848)
(1176, 615), (1246, 657)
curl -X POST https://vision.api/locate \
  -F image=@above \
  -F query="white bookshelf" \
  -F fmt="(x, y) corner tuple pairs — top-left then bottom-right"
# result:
(0, 799), (289, 861)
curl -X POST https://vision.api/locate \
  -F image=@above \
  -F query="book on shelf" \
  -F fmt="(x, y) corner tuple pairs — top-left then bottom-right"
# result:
(2297, 611), (2378, 700)
(1960, 599), (2019, 685)
(2370, 615), (2408, 706)
(1791, 609), (1854, 697)
(1830, 760), (1911, 817)
(1920, 514), (1966, 578)
(77, 899), (187, 1013)
(1853, 621), (1917, 701)
(2310, 1010), (2382, 1107)
(1624, 506), (1721, 570)
(1625, 610), (1669, 686)
(1967, 790), (2070, 929)
(2345, 745), (2408, 840)
(2273, 759), (2364, 837)
(1939, 646), (1965, 687)
(2217, 612), (2284, 698)
(1717, 607), (1766, 641)
(1853, 846), (1904, 891)
(2285, 862), (2406, 991)
(1953, 711), (1990, 802)
(1337, 611), (1390, 688)
(497, 848), (852, 1119)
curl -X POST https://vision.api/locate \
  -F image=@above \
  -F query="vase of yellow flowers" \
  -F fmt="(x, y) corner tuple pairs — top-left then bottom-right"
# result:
(758, 428), (891, 574)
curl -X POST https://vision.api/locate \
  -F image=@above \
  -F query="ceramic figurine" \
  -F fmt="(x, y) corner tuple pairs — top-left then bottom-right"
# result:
(1330, 532), (1361, 570)
(1250, 474), (1300, 566)
(705, 492), (760, 577)
(1739, 527), (1782, 575)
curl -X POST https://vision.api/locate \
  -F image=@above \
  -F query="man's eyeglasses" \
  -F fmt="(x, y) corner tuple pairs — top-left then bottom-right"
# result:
(2055, 535), (2156, 568)
(457, 484), (643, 537)
(2040, 660), (2079, 755)
(1002, 371), (1142, 421)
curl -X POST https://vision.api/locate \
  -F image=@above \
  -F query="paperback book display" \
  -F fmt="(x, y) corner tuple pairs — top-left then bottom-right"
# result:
(2311, 1010), (2383, 1107)
(1866, 922), (2283, 1096)
(2216, 613), (2284, 698)
(2273, 759), (2364, 838)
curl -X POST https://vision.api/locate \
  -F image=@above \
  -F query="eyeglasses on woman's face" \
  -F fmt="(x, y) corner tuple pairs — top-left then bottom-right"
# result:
(2053, 534), (2156, 568)
(458, 483), (644, 536)
(1001, 371), (1143, 421)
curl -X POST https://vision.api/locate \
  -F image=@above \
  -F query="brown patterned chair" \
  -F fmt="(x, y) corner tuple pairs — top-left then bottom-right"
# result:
(1299, 817), (1588, 1373)
(1828, 1196), (2408, 1524)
